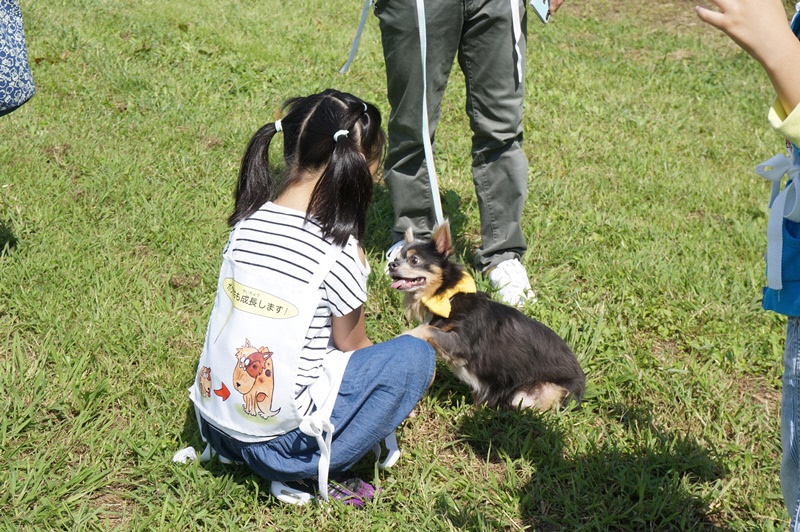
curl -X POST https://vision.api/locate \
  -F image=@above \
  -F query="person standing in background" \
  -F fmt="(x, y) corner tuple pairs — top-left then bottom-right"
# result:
(375, 0), (565, 306)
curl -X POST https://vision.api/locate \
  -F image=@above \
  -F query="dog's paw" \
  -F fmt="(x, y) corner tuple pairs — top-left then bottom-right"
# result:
(401, 324), (433, 341)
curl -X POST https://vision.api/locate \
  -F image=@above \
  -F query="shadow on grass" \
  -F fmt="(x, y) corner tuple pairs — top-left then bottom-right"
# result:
(445, 404), (729, 531)
(0, 219), (18, 256)
(175, 394), (400, 496)
(179, 403), (202, 450)
(176, 403), (271, 486)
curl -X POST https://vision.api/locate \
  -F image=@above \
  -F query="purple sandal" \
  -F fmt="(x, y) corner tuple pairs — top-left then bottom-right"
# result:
(270, 471), (377, 507)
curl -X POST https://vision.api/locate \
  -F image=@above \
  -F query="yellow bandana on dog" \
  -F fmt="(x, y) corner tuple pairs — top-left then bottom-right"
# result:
(421, 273), (477, 318)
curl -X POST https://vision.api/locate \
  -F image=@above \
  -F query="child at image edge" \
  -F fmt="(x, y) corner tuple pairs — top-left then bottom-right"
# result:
(186, 89), (435, 506)
(697, 0), (800, 527)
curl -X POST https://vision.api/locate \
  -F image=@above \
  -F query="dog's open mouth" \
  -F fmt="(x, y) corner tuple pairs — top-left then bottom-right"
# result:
(390, 276), (426, 291)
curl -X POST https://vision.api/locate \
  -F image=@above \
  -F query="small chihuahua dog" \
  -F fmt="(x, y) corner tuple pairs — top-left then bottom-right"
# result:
(388, 222), (585, 411)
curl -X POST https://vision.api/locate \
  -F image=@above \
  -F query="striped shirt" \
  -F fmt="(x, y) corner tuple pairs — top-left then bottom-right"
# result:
(224, 202), (369, 417)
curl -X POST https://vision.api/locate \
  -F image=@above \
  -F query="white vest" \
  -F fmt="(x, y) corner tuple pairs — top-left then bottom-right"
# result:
(190, 225), (350, 499)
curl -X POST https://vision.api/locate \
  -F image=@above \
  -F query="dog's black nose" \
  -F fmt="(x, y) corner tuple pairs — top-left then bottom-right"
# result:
(387, 260), (398, 271)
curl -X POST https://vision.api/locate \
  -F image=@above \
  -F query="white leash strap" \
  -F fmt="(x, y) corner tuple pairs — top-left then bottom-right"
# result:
(509, 0), (523, 85)
(339, 0), (443, 224)
(339, 0), (372, 74)
(414, 0), (444, 225)
(756, 153), (800, 290)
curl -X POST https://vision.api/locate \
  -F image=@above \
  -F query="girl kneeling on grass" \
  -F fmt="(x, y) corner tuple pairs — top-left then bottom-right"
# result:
(187, 89), (435, 506)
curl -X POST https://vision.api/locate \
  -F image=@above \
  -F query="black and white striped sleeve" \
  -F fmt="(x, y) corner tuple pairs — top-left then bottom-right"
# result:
(323, 238), (368, 317)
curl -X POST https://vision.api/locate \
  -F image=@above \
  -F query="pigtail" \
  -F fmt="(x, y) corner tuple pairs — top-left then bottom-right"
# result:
(258, 89), (385, 244)
(360, 101), (386, 171)
(309, 131), (373, 245)
(228, 122), (281, 227)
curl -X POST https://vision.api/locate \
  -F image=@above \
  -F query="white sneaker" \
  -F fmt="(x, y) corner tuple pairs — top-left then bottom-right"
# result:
(487, 258), (536, 307)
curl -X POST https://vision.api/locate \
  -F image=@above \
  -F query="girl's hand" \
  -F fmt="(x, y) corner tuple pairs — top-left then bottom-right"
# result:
(695, 0), (793, 63)
(697, 0), (800, 114)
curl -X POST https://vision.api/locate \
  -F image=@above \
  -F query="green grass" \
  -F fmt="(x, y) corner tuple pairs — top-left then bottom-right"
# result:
(1, 0), (796, 529)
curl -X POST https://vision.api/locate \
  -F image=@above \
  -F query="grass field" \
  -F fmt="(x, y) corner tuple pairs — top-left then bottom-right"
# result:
(2, 0), (798, 529)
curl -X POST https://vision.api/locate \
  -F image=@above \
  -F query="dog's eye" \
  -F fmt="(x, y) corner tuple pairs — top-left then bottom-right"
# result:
(409, 255), (420, 266)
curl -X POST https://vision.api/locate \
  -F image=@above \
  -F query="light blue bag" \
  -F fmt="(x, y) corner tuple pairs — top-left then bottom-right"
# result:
(0, 0), (35, 117)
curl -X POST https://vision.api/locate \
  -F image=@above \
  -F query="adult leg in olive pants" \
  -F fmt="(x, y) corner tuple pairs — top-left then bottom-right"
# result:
(375, 0), (529, 271)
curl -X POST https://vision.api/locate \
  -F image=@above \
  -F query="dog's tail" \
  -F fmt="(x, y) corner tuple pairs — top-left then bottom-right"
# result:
(562, 371), (586, 409)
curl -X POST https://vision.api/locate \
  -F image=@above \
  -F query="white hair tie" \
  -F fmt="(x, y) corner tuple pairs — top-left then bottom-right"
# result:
(274, 119), (282, 132)
(333, 129), (349, 142)
(362, 103), (368, 112)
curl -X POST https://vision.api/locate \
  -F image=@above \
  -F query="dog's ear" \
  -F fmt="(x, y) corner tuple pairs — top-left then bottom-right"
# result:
(404, 227), (415, 243)
(432, 220), (453, 257)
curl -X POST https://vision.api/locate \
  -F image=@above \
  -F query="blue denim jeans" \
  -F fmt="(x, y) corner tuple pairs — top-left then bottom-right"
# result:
(784, 317), (800, 530)
(200, 335), (435, 481)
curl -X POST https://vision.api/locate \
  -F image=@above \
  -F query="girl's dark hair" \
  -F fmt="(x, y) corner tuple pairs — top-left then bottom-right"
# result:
(228, 89), (385, 246)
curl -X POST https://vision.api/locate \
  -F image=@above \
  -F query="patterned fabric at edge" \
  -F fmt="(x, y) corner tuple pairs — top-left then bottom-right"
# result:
(0, 0), (35, 117)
